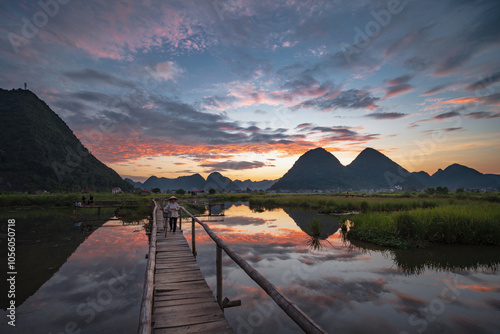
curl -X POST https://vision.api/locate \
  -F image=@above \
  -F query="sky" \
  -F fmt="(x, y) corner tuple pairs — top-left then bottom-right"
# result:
(1, 0), (499, 182)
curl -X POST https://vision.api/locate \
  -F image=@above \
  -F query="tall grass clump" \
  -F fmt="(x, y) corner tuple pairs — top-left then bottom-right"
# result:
(307, 218), (322, 237)
(348, 202), (500, 248)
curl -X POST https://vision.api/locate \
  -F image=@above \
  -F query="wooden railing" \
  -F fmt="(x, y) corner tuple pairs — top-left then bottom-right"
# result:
(180, 206), (327, 334)
(138, 200), (157, 334)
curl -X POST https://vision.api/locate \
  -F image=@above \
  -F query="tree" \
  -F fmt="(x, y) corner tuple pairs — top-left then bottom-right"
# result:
(456, 188), (465, 193)
(152, 188), (161, 194)
(208, 188), (216, 195)
(436, 186), (449, 195)
(424, 187), (435, 195)
(175, 188), (186, 195)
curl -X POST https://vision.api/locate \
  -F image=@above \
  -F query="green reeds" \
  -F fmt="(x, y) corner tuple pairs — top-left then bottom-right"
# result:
(348, 202), (500, 247)
(248, 195), (442, 214)
(307, 218), (322, 237)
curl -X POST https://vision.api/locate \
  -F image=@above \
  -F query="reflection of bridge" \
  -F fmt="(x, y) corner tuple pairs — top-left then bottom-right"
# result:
(138, 200), (327, 334)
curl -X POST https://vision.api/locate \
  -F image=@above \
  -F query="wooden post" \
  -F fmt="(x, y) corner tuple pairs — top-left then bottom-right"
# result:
(191, 218), (197, 257)
(179, 209), (182, 232)
(216, 244), (222, 309)
(138, 200), (158, 334)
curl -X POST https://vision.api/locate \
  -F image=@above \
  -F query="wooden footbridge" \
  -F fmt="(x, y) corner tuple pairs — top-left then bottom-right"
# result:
(138, 200), (327, 334)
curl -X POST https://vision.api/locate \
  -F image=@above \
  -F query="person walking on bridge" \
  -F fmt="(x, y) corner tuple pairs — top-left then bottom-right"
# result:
(164, 196), (180, 232)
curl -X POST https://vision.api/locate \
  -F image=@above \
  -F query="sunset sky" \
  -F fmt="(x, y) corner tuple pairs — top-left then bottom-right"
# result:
(1, 0), (499, 182)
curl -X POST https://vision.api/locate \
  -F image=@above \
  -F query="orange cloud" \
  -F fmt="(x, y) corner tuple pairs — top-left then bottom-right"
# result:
(439, 97), (480, 105)
(456, 284), (500, 293)
(76, 131), (316, 163)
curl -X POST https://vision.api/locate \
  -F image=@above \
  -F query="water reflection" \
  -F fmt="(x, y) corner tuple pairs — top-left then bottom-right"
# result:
(184, 203), (500, 334)
(0, 209), (149, 333)
(0, 208), (116, 309)
(350, 240), (500, 275)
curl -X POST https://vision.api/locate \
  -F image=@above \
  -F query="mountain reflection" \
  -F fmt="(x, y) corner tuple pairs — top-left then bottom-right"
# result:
(195, 203), (500, 274)
(190, 203), (500, 333)
(0, 208), (114, 310)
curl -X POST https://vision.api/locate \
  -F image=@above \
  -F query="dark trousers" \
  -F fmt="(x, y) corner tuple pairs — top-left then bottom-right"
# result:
(169, 217), (177, 232)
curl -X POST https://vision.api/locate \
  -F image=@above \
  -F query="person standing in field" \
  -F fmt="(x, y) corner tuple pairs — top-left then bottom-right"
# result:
(164, 196), (180, 232)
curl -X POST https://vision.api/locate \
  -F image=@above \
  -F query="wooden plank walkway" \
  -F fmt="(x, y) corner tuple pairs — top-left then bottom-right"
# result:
(152, 208), (234, 333)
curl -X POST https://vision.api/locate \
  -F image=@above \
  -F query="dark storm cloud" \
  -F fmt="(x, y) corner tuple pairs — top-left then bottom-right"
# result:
(408, 108), (463, 128)
(292, 89), (379, 111)
(63, 69), (137, 89)
(422, 83), (451, 96)
(465, 71), (500, 92)
(464, 111), (500, 119)
(385, 74), (413, 86)
(385, 83), (413, 98)
(433, 110), (462, 120)
(67, 91), (115, 103)
(366, 112), (407, 120)
(384, 74), (413, 98)
(202, 95), (239, 109)
(301, 125), (381, 143)
(51, 99), (88, 114)
(52, 88), (305, 149)
(200, 160), (269, 172)
(433, 4), (500, 75)
(479, 92), (500, 104)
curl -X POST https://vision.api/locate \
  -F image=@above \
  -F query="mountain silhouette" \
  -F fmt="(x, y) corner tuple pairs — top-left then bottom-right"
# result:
(347, 148), (423, 190)
(270, 148), (358, 190)
(205, 172), (239, 191)
(127, 147), (499, 192)
(233, 179), (277, 191)
(142, 174), (205, 191)
(0, 89), (133, 192)
(431, 164), (495, 189)
(270, 147), (498, 191)
(130, 172), (250, 192)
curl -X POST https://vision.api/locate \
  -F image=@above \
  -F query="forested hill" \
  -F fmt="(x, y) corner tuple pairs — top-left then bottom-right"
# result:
(0, 89), (133, 192)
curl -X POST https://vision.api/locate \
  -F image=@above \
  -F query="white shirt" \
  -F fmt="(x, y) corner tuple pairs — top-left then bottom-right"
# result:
(164, 201), (180, 218)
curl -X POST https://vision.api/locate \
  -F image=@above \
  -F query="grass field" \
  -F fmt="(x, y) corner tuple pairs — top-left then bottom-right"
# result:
(346, 202), (500, 248)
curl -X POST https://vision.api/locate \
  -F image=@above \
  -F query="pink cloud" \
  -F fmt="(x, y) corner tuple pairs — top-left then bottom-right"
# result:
(34, 1), (210, 60)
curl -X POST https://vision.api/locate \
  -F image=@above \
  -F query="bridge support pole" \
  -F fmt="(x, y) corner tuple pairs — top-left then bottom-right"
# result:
(216, 245), (222, 309)
(192, 218), (197, 257)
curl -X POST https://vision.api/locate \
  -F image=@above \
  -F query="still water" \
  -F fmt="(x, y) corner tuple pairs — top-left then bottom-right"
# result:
(0, 208), (149, 333)
(184, 202), (500, 334)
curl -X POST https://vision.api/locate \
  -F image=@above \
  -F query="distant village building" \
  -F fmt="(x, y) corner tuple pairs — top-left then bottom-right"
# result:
(112, 187), (123, 194)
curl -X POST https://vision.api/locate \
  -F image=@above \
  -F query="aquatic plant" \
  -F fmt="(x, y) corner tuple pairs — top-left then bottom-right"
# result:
(307, 218), (322, 237)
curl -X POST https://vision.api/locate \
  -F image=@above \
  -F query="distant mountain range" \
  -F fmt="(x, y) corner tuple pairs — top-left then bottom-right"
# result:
(0, 89), (133, 192)
(270, 147), (499, 191)
(128, 147), (499, 192)
(126, 172), (277, 192)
